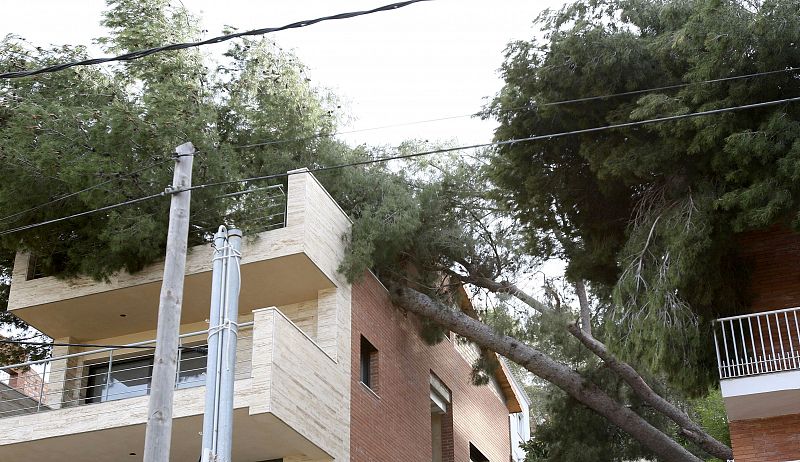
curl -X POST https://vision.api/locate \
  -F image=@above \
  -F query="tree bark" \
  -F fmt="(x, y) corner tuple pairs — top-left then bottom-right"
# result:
(447, 270), (549, 313)
(448, 269), (732, 459)
(392, 284), (703, 462)
(573, 279), (592, 334)
(566, 323), (733, 461)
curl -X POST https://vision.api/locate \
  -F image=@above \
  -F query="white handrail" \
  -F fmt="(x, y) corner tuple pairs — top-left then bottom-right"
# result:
(0, 322), (254, 372)
(715, 307), (800, 379)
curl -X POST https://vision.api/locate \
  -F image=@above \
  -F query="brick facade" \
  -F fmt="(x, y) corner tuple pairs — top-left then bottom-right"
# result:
(729, 414), (800, 462)
(350, 273), (512, 462)
(730, 227), (800, 462)
(737, 226), (800, 313)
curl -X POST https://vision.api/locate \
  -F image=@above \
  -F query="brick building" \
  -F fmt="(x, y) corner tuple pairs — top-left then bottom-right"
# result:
(351, 275), (526, 462)
(714, 226), (800, 462)
(0, 170), (529, 461)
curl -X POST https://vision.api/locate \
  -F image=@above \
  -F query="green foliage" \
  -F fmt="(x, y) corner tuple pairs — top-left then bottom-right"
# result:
(691, 389), (730, 462)
(0, 1), (509, 368)
(519, 318), (677, 462)
(0, 0), (340, 281)
(522, 386), (660, 462)
(489, 0), (800, 393)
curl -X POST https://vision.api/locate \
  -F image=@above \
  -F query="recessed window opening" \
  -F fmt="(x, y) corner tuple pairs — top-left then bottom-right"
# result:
(359, 335), (379, 391)
(430, 373), (452, 462)
(469, 443), (490, 462)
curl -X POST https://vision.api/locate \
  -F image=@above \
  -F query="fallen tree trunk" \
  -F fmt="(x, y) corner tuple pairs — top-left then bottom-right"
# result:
(566, 323), (733, 461)
(392, 284), (703, 462)
(448, 270), (732, 460)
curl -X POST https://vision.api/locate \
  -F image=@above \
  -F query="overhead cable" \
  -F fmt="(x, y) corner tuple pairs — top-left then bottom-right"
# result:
(0, 156), (173, 224)
(1, 95), (798, 237)
(235, 66), (800, 149)
(0, 0), (432, 79)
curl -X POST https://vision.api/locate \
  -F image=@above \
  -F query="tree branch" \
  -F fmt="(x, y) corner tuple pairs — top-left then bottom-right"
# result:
(573, 279), (592, 334)
(566, 323), (733, 461)
(391, 283), (702, 462)
(446, 268), (549, 314)
(445, 266), (732, 461)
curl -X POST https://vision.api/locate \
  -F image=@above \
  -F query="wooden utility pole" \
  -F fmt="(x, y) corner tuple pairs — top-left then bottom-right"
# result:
(143, 142), (195, 462)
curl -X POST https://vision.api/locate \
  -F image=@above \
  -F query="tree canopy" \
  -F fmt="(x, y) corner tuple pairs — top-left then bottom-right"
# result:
(489, 0), (800, 393)
(4, 0), (798, 460)
(0, 0), (343, 280)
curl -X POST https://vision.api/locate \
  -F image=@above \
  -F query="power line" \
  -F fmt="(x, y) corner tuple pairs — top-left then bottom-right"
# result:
(0, 0), (432, 79)
(235, 66), (800, 150)
(196, 95), (800, 190)
(535, 67), (800, 107)
(0, 339), (206, 352)
(0, 156), (174, 224)
(0, 191), (168, 236)
(1, 95), (798, 237)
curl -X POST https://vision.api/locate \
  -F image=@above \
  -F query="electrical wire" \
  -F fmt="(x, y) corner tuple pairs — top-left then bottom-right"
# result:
(0, 0), (433, 79)
(1, 94), (798, 237)
(0, 339), (206, 351)
(235, 66), (800, 150)
(193, 95), (800, 191)
(0, 191), (168, 237)
(0, 156), (174, 224)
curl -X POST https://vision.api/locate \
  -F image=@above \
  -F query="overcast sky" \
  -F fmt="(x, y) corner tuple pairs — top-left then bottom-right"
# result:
(0, 0), (566, 147)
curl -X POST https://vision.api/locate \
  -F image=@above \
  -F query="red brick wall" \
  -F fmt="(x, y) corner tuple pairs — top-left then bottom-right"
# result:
(730, 228), (800, 462)
(729, 413), (800, 462)
(737, 226), (800, 313)
(350, 273), (511, 462)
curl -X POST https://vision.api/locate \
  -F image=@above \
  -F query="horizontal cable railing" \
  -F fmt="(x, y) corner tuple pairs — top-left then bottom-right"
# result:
(714, 307), (800, 379)
(0, 323), (253, 418)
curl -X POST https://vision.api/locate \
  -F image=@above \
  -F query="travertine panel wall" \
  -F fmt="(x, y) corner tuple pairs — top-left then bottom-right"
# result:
(285, 169), (352, 459)
(45, 339), (81, 409)
(250, 307), (348, 461)
(279, 299), (318, 340)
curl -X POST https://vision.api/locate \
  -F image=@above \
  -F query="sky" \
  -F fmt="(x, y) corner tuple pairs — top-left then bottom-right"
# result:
(0, 0), (566, 147)
(0, 0), (570, 300)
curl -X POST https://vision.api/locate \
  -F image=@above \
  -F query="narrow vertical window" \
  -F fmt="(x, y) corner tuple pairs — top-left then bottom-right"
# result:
(430, 373), (452, 462)
(360, 335), (378, 391)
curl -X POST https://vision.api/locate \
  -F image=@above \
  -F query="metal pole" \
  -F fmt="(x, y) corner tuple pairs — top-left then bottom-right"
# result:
(201, 226), (228, 462)
(143, 142), (195, 462)
(217, 228), (242, 462)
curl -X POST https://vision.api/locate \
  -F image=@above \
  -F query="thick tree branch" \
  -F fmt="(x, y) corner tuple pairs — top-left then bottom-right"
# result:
(446, 269), (549, 314)
(446, 267), (732, 460)
(573, 279), (592, 334)
(391, 283), (702, 462)
(566, 323), (733, 461)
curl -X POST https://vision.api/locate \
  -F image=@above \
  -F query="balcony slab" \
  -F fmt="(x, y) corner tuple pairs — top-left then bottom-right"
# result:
(722, 369), (800, 420)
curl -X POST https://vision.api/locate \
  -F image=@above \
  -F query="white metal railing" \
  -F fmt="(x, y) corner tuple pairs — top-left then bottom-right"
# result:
(0, 323), (253, 418)
(714, 307), (800, 379)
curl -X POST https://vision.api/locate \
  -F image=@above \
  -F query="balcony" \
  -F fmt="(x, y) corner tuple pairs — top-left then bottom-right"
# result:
(6, 169), (351, 342)
(0, 307), (348, 461)
(714, 307), (800, 420)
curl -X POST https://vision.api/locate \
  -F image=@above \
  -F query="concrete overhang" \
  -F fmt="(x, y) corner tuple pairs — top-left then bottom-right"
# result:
(0, 386), (330, 462)
(8, 225), (335, 341)
(721, 370), (800, 420)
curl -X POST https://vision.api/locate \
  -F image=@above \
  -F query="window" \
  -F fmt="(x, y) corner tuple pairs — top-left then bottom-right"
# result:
(86, 357), (152, 403)
(430, 373), (452, 462)
(359, 335), (378, 391)
(85, 348), (208, 404)
(469, 443), (489, 462)
(176, 349), (207, 389)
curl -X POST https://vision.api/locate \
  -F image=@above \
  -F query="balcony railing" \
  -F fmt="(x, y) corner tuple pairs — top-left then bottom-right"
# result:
(0, 323), (253, 418)
(714, 307), (800, 379)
